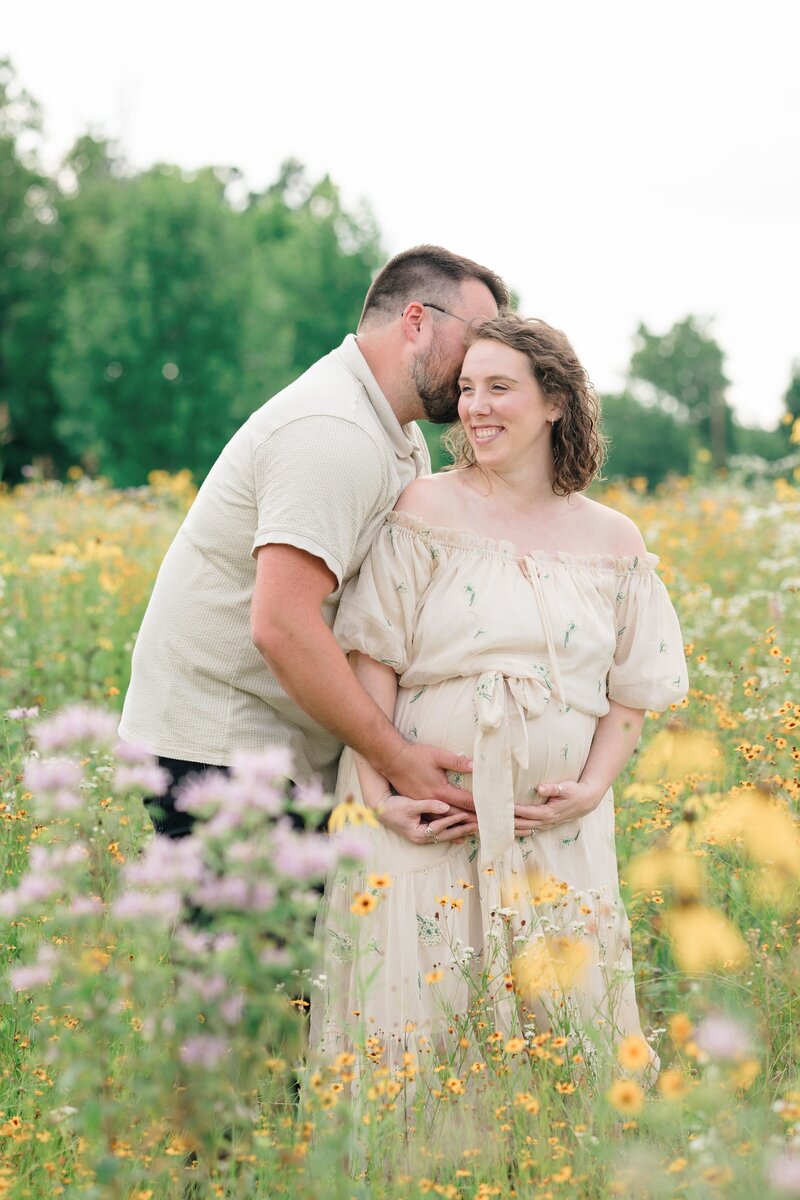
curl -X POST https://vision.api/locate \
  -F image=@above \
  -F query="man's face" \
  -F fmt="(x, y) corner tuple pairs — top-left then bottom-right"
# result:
(411, 280), (499, 423)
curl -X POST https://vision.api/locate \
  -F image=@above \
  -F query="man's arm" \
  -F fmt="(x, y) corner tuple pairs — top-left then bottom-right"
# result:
(348, 652), (478, 843)
(251, 544), (473, 807)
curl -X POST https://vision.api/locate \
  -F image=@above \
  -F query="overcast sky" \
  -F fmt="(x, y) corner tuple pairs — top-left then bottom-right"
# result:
(5, 0), (798, 427)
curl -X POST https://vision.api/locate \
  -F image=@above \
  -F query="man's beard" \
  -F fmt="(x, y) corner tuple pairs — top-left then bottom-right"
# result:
(411, 337), (462, 424)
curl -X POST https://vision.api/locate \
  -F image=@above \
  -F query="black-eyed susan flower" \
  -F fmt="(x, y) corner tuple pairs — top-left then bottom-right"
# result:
(616, 1035), (651, 1072)
(607, 1078), (644, 1115)
(350, 892), (378, 916)
(328, 793), (378, 834)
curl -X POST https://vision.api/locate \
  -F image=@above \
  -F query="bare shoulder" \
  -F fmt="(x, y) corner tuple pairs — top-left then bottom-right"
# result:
(572, 495), (648, 557)
(393, 472), (466, 525)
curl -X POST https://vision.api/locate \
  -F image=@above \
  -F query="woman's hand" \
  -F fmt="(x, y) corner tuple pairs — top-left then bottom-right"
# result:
(513, 780), (604, 835)
(375, 794), (479, 846)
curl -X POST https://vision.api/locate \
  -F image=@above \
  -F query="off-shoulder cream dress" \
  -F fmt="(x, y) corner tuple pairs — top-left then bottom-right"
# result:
(311, 512), (688, 1069)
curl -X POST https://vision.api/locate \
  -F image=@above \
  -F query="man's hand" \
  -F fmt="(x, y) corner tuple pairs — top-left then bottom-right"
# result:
(512, 779), (603, 835)
(375, 795), (478, 845)
(384, 741), (476, 812)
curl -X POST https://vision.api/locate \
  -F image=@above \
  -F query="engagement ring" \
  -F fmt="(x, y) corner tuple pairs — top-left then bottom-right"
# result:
(424, 826), (439, 844)
(557, 784), (562, 796)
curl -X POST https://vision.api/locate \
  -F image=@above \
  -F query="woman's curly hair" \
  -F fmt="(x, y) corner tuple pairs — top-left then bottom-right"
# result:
(443, 314), (606, 496)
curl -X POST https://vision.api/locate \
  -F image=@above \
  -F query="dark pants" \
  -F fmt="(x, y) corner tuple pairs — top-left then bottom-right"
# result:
(143, 757), (322, 839)
(143, 756), (226, 839)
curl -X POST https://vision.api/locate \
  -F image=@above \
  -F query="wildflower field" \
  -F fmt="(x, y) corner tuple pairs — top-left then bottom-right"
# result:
(1, 471), (799, 1200)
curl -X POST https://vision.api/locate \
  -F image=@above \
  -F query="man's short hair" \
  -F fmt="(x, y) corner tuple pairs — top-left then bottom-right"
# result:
(358, 245), (509, 328)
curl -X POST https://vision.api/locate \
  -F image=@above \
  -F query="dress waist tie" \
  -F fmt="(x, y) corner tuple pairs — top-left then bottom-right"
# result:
(472, 671), (550, 869)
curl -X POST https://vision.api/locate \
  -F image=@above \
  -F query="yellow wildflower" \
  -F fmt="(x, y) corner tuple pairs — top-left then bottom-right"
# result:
(616, 1036), (651, 1073)
(664, 904), (748, 972)
(328, 793), (379, 834)
(607, 1078), (645, 1115)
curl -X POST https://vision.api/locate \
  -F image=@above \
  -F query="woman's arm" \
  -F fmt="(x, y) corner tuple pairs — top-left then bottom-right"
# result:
(349, 652), (479, 845)
(512, 700), (645, 833)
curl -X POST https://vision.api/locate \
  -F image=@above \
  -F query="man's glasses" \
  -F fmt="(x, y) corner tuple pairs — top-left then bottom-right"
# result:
(421, 303), (469, 324)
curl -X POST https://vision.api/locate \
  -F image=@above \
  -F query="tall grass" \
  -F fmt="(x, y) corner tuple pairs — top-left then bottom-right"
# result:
(0, 472), (798, 1199)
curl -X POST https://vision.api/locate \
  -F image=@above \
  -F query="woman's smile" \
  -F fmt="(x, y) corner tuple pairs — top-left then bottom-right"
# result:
(472, 425), (504, 443)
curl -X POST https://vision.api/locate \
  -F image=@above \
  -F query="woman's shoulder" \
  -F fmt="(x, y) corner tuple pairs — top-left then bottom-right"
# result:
(393, 472), (468, 526)
(569, 495), (648, 558)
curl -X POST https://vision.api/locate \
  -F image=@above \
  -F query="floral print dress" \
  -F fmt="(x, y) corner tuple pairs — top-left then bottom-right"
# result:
(310, 512), (688, 1068)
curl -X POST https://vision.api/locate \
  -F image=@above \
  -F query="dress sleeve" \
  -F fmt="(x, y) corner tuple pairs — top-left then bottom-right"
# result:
(333, 520), (437, 674)
(606, 567), (689, 711)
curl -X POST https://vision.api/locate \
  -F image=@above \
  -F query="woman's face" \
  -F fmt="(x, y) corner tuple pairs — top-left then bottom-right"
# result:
(457, 340), (561, 468)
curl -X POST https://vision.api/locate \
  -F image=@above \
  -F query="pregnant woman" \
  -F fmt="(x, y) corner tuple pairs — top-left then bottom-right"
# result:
(311, 313), (687, 1076)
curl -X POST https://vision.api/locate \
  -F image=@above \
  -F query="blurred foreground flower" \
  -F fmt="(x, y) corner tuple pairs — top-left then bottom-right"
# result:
(627, 844), (704, 902)
(768, 1152), (800, 1195)
(617, 1036), (651, 1073)
(694, 1013), (753, 1062)
(607, 1078), (645, 1115)
(636, 724), (723, 783)
(512, 934), (591, 997)
(699, 785), (800, 884)
(328, 793), (379, 834)
(663, 904), (748, 972)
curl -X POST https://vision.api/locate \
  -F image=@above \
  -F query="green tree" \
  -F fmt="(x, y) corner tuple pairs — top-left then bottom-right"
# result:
(601, 391), (692, 487)
(731, 422), (787, 462)
(781, 361), (800, 446)
(245, 159), (382, 381)
(0, 59), (65, 479)
(52, 156), (382, 485)
(629, 317), (732, 468)
(53, 162), (281, 484)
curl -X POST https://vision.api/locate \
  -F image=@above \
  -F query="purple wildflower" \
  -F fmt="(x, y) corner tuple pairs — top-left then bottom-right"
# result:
(11, 961), (55, 991)
(220, 991), (245, 1025)
(29, 844), (86, 873)
(273, 825), (335, 880)
(35, 705), (118, 752)
(113, 890), (183, 922)
(192, 875), (251, 911)
(259, 946), (290, 968)
(695, 1013), (752, 1062)
(24, 757), (83, 794)
(114, 739), (156, 764)
(333, 828), (372, 864)
(176, 928), (216, 955)
(67, 896), (103, 918)
(10, 946), (58, 992)
(114, 763), (171, 796)
(179, 1035), (229, 1069)
(124, 835), (205, 889)
(231, 747), (294, 784)
(6, 706), (39, 720)
(0, 892), (20, 918)
(292, 778), (330, 814)
(180, 971), (227, 1001)
(174, 771), (231, 816)
(768, 1153), (800, 1195)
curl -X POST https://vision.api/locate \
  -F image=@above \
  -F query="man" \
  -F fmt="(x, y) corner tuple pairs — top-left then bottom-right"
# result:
(120, 245), (508, 839)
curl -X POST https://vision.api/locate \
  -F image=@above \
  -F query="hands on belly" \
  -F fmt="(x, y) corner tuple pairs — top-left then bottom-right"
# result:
(513, 779), (605, 834)
(375, 793), (479, 845)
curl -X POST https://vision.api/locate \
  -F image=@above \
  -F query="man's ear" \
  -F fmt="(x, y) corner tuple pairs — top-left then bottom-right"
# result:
(400, 301), (426, 341)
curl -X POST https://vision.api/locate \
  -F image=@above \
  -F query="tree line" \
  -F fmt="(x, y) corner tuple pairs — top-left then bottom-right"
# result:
(1, 60), (797, 490)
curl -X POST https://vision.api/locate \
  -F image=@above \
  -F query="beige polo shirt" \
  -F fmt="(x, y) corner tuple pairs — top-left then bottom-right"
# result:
(119, 335), (431, 788)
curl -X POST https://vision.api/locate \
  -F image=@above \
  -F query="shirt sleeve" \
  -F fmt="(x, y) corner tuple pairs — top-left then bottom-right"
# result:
(251, 416), (392, 586)
(333, 520), (437, 673)
(607, 567), (689, 711)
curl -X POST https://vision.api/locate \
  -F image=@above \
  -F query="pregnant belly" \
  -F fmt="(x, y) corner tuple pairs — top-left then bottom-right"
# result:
(393, 676), (597, 800)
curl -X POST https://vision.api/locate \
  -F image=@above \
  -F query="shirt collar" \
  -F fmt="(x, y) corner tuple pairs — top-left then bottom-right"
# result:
(334, 334), (418, 460)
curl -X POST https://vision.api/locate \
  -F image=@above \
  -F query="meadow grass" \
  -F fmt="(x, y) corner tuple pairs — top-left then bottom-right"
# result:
(0, 471), (798, 1199)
